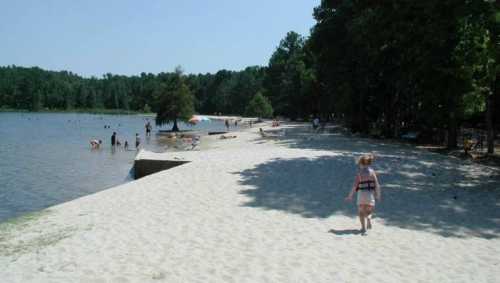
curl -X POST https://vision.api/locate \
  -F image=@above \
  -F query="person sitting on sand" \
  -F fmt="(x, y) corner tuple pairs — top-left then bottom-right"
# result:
(272, 119), (280, 127)
(90, 139), (102, 149)
(345, 154), (381, 233)
(191, 136), (201, 149)
(259, 128), (267, 137)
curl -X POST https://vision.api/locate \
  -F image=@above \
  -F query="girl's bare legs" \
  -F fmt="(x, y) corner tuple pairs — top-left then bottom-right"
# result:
(366, 206), (373, 229)
(358, 205), (366, 231)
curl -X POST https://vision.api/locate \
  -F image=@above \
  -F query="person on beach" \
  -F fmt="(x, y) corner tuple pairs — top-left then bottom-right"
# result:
(135, 133), (141, 149)
(124, 141), (129, 150)
(345, 154), (381, 233)
(191, 136), (201, 149)
(220, 134), (237, 139)
(312, 117), (320, 130)
(225, 119), (230, 131)
(111, 132), (117, 147)
(272, 119), (280, 127)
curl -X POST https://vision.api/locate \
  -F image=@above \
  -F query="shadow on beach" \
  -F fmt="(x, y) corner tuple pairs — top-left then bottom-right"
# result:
(328, 229), (363, 236)
(238, 124), (500, 239)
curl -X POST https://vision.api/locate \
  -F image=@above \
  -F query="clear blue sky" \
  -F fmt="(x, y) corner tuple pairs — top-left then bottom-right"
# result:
(0, 1), (318, 77)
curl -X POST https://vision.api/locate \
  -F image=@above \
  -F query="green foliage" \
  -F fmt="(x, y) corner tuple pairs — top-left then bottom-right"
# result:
(245, 92), (273, 118)
(264, 31), (315, 119)
(308, 0), (497, 146)
(0, 65), (266, 117)
(0, 0), (497, 148)
(153, 71), (195, 131)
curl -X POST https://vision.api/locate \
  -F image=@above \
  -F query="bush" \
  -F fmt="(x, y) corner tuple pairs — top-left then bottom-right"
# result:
(245, 93), (273, 118)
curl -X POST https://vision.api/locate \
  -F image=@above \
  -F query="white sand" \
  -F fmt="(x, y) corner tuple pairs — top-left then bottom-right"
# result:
(1, 123), (499, 282)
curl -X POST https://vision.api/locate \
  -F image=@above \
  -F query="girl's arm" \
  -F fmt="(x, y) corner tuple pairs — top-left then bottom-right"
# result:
(373, 172), (381, 200)
(345, 174), (359, 201)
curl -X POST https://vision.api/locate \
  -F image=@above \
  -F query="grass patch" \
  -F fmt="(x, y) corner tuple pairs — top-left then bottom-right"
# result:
(0, 210), (76, 257)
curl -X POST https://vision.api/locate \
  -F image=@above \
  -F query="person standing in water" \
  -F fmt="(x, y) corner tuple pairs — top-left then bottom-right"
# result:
(225, 119), (230, 131)
(135, 133), (141, 149)
(145, 121), (152, 137)
(111, 132), (117, 147)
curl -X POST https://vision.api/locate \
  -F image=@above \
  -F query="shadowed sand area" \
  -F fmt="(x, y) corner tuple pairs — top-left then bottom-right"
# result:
(0, 122), (499, 282)
(239, 124), (500, 238)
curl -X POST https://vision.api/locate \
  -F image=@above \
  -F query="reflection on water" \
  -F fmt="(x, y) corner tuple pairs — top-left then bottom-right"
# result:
(0, 112), (229, 222)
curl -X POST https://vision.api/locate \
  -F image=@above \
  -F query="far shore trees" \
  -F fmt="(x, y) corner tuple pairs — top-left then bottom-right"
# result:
(0, 1), (497, 153)
(245, 92), (273, 119)
(153, 69), (195, 132)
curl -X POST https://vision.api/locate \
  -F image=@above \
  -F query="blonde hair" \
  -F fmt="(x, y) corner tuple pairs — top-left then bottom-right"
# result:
(357, 154), (374, 166)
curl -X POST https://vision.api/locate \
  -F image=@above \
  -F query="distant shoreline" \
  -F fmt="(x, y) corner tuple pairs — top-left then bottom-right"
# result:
(0, 108), (155, 116)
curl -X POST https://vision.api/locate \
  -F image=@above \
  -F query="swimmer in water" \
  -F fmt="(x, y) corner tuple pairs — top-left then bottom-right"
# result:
(90, 139), (102, 149)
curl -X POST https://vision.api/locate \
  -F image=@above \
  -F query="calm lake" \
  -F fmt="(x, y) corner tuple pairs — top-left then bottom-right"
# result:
(0, 112), (229, 222)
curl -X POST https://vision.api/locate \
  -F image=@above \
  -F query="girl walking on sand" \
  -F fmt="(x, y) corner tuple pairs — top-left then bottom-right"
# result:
(345, 154), (381, 232)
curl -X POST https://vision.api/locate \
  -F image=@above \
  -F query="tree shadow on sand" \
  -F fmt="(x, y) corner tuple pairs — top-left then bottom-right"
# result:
(238, 124), (500, 239)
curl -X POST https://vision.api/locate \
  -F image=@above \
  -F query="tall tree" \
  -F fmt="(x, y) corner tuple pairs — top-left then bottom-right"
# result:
(265, 31), (313, 119)
(245, 92), (273, 118)
(153, 70), (195, 132)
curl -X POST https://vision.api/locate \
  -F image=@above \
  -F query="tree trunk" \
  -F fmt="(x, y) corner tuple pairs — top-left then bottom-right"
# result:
(447, 110), (458, 149)
(393, 91), (401, 138)
(486, 94), (495, 154)
(172, 118), (179, 132)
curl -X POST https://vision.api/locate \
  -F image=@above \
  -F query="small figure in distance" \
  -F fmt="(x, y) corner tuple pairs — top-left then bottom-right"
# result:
(145, 120), (152, 137)
(259, 128), (267, 137)
(272, 119), (280, 127)
(111, 132), (117, 147)
(191, 136), (201, 150)
(124, 141), (129, 150)
(135, 133), (141, 150)
(220, 135), (237, 139)
(90, 139), (102, 149)
(225, 119), (230, 131)
(312, 117), (320, 130)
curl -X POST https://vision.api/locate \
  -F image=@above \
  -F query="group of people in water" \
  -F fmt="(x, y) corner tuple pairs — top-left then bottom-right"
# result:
(224, 119), (239, 131)
(90, 120), (151, 150)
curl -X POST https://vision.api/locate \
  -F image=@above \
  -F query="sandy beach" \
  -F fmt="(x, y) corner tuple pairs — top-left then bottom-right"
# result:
(1, 122), (499, 282)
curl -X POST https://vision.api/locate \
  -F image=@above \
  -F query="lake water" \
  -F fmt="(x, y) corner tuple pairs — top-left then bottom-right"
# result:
(0, 112), (230, 222)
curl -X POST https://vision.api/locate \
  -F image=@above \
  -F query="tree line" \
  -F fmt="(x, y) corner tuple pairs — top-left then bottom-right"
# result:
(0, 65), (268, 114)
(308, 0), (499, 152)
(0, 0), (498, 151)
